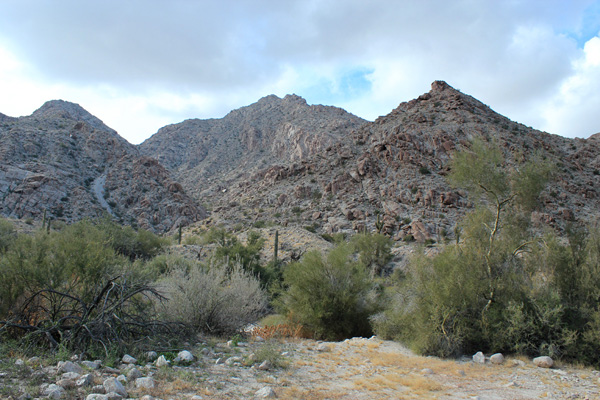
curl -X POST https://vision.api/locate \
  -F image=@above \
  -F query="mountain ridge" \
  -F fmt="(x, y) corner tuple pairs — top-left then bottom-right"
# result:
(2, 81), (599, 240)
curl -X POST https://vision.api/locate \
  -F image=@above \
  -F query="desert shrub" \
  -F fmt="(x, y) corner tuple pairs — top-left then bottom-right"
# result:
(97, 218), (164, 260)
(279, 244), (381, 340)
(350, 233), (393, 277)
(0, 221), (166, 354)
(0, 218), (16, 253)
(159, 261), (268, 335)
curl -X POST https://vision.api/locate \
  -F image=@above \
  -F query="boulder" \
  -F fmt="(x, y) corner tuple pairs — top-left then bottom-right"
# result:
(135, 377), (156, 389)
(121, 354), (137, 364)
(103, 377), (127, 397)
(490, 353), (505, 365)
(174, 350), (194, 363)
(58, 360), (83, 374)
(472, 351), (485, 364)
(155, 355), (169, 367)
(255, 386), (277, 398)
(43, 384), (65, 399)
(533, 356), (554, 368)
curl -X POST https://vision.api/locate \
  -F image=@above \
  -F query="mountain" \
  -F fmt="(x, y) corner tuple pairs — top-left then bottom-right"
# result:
(3, 82), (598, 239)
(139, 94), (367, 200)
(0, 100), (205, 232)
(141, 81), (600, 241)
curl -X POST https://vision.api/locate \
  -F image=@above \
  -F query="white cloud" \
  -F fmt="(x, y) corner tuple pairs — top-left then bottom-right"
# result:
(540, 35), (600, 137)
(0, 0), (599, 142)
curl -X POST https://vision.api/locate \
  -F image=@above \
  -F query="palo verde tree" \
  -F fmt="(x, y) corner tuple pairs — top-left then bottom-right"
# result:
(448, 139), (552, 323)
(373, 139), (553, 356)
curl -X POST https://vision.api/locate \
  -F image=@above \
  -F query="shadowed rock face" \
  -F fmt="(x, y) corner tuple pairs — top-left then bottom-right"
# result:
(0, 100), (205, 233)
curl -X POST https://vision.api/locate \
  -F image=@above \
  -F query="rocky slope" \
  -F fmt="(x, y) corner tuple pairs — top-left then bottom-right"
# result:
(142, 81), (599, 241)
(139, 94), (367, 201)
(0, 100), (204, 233)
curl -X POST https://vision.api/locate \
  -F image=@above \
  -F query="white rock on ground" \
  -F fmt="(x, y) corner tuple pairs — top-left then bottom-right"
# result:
(127, 367), (143, 380)
(136, 376), (156, 389)
(86, 395), (109, 400)
(43, 383), (66, 399)
(122, 354), (137, 364)
(533, 356), (554, 368)
(77, 373), (94, 387)
(146, 351), (158, 361)
(175, 350), (194, 363)
(155, 355), (169, 367)
(490, 353), (505, 364)
(81, 360), (101, 369)
(103, 377), (128, 397)
(255, 386), (277, 398)
(473, 351), (486, 364)
(58, 360), (83, 374)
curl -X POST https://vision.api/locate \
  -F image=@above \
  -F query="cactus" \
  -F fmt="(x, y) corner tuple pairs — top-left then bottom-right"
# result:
(178, 224), (183, 245)
(274, 230), (279, 264)
(375, 214), (384, 234)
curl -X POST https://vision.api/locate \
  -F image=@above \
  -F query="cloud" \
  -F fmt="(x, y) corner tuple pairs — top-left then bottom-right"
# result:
(540, 34), (600, 137)
(0, 0), (599, 142)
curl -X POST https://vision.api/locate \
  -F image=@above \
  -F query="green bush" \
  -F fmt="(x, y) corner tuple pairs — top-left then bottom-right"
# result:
(279, 244), (381, 340)
(350, 233), (393, 277)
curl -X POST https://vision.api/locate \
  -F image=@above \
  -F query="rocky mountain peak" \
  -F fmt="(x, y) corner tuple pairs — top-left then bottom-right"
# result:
(32, 100), (112, 132)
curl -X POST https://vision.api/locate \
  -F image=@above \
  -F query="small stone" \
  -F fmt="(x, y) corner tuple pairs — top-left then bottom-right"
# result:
(81, 360), (101, 369)
(258, 360), (272, 370)
(316, 343), (331, 352)
(76, 373), (94, 387)
(145, 351), (158, 361)
(254, 336), (265, 342)
(121, 354), (137, 364)
(136, 376), (156, 389)
(27, 356), (40, 364)
(155, 355), (169, 367)
(190, 396), (203, 400)
(511, 359), (526, 367)
(255, 386), (277, 398)
(490, 353), (505, 365)
(504, 381), (518, 387)
(61, 371), (81, 380)
(15, 358), (24, 366)
(421, 368), (434, 375)
(248, 353), (258, 363)
(472, 351), (486, 364)
(226, 356), (243, 366)
(175, 350), (194, 363)
(215, 357), (225, 364)
(200, 348), (210, 355)
(281, 352), (290, 357)
(86, 395), (109, 400)
(56, 379), (76, 389)
(533, 356), (554, 368)
(116, 374), (127, 383)
(106, 393), (124, 400)
(58, 360), (83, 374)
(127, 367), (142, 380)
(91, 384), (106, 394)
(103, 377), (127, 397)
(43, 384), (65, 399)
(140, 396), (156, 400)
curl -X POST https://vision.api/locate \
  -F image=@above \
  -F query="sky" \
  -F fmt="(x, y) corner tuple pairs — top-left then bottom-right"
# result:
(0, 1), (599, 144)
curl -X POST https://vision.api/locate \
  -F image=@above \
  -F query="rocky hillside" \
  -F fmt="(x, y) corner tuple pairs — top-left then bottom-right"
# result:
(139, 94), (367, 200)
(0, 100), (205, 233)
(142, 81), (599, 241)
